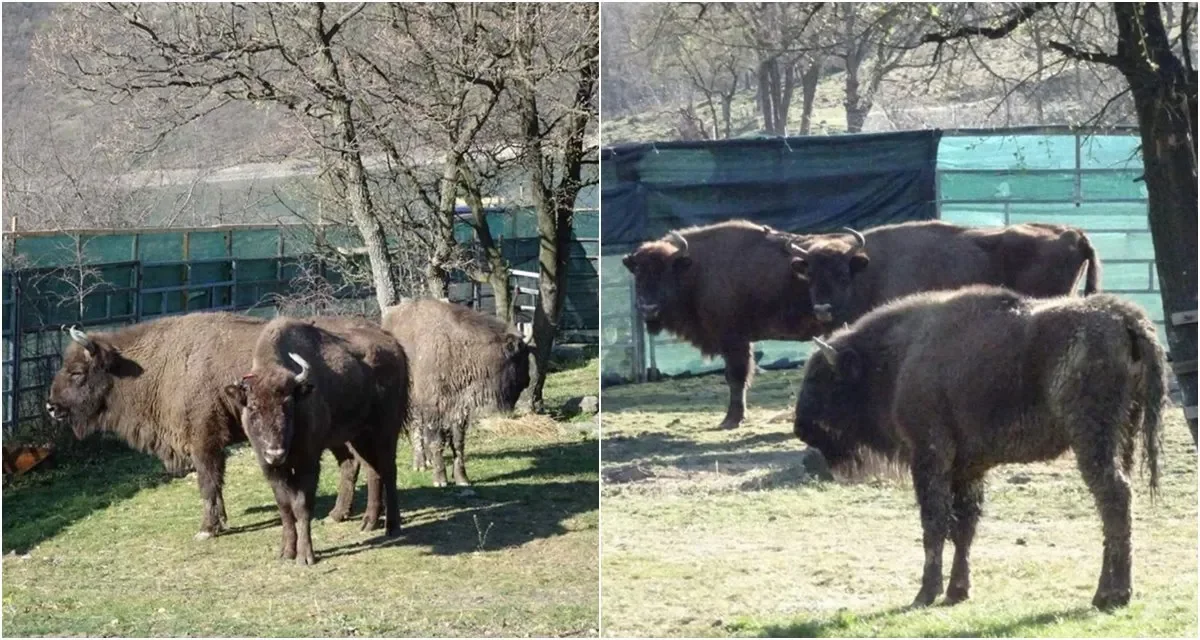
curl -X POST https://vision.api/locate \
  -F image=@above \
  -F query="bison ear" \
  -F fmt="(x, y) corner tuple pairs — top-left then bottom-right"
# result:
(223, 382), (247, 408)
(294, 381), (314, 399)
(503, 334), (527, 357)
(790, 257), (809, 276)
(835, 349), (863, 382)
(849, 253), (869, 275)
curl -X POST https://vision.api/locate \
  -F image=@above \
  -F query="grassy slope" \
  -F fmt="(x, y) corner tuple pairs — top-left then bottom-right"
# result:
(2, 360), (599, 638)
(600, 369), (1197, 638)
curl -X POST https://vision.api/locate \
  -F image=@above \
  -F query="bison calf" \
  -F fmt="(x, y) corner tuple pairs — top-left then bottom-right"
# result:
(793, 286), (1165, 610)
(225, 316), (409, 565)
(382, 298), (531, 487)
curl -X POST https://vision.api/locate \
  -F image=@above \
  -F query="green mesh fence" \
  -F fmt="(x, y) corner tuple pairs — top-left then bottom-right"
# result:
(601, 129), (1163, 385)
(3, 210), (599, 443)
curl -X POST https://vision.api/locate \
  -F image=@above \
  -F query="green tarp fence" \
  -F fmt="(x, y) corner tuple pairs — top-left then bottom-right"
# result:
(600, 127), (1161, 385)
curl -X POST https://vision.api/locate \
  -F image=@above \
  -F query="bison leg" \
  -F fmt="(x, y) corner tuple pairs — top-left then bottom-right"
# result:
(1074, 437), (1134, 610)
(266, 470), (298, 562)
(450, 419), (470, 487)
(910, 450), (952, 608)
(327, 444), (359, 522)
(351, 432), (402, 536)
(411, 425), (428, 471)
(717, 341), (752, 430)
(192, 445), (228, 540)
(290, 461), (320, 566)
(945, 476), (985, 605)
(428, 423), (450, 487)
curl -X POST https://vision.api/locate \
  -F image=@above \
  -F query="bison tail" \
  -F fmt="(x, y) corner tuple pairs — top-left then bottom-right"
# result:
(1080, 234), (1102, 295)
(1129, 317), (1166, 499)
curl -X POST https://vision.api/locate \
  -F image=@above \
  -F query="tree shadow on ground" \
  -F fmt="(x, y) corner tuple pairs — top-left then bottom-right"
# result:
(2, 438), (173, 554)
(757, 605), (1096, 637)
(475, 439), (599, 483)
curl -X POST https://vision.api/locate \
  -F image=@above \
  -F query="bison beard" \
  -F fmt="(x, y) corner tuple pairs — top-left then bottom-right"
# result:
(381, 298), (531, 487)
(793, 286), (1165, 610)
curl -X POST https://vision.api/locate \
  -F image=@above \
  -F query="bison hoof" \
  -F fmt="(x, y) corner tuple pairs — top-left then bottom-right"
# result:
(193, 530), (215, 542)
(296, 551), (316, 566)
(1092, 588), (1130, 611)
(327, 508), (350, 523)
(360, 518), (381, 532)
(910, 586), (941, 609)
(433, 479), (448, 488)
(453, 479), (471, 487)
(715, 418), (742, 431)
(944, 585), (970, 605)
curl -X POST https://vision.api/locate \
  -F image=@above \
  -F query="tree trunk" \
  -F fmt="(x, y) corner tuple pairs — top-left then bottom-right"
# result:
(425, 159), (460, 298)
(798, 58), (822, 135)
(720, 94), (734, 139)
(310, 7), (398, 311)
(1115, 3), (1198, 443)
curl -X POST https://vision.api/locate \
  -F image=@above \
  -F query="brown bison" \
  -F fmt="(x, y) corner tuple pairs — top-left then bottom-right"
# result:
(381, 298), (531, 487)
(779, 220), (1101, 327)
(793, 285), (1165, 610)
(622, 220), (824, 430)
(223, 315), (409, 565)
(45, 315), (364, 540)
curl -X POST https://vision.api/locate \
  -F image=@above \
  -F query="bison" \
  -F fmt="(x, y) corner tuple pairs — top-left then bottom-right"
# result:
(778, 220), (1101, 327)
(381, 298), (531, 487)
(46, 314), (365, 540)
(793, 285), (1165, 610)
(223, 315), (409, 565)
(622, 220), (824, 430)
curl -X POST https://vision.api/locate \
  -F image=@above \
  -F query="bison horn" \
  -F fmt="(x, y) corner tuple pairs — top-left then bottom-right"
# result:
(67, 325), (93, 349)
(288, 353), (311, 385)
(813, 337), (839, 365)
(667, 231), (690, 257)
(842, 227), (866, 249)
(788, 241), (809, 257)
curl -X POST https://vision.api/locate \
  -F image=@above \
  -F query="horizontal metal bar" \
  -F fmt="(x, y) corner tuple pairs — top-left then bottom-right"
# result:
(1172, 360), (1198, 375)
(938, 168), (1142, 175)
(509, 269), (540, 279)
(1185, 406), (1198, 421)
(937, 198), (1147, 205)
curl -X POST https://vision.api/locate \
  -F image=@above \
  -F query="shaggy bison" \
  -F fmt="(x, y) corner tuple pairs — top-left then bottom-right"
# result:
(778, 220), (1101, 327)
(46, 314), (364, 539)
(382, 298), (531, 487)
(224, 315), (409, 565)
(793, 286), (1165, 609)
(622, 220), (823, 430)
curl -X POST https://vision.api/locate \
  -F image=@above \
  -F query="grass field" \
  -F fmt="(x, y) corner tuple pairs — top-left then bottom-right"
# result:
(600, 368), (1198, 638)
(2, 359), (599, 637)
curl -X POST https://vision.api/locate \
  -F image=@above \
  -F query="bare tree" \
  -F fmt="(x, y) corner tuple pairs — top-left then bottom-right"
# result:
(923, 2), (1198, 441)
(507, 3), (598, 412)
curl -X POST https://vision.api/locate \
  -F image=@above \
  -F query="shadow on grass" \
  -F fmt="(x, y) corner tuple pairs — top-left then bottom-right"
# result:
(601, 368), (797, 415)
(2, 438), (173, 554)
(476, 439), (599, 483)
(757, 605), (1096, 637)
(602, 431), (794, 467)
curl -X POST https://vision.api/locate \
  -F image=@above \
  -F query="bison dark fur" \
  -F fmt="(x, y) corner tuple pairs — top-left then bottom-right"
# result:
(793, 286), (1165, 610)
(47, 314), (366, 539)
(778, 220), (1100, 328)
(623, 220), (824, 429)
(381, 298), (531, 487)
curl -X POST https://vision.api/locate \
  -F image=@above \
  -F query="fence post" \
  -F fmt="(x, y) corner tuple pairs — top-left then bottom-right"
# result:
(9, 273), (22, 439)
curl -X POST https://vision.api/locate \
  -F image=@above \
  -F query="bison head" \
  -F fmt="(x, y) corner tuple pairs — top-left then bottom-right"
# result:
(793, 337), (866, 468)
(47, 326), (123, 439)
(223, 353), (313, 467)
(787, 229), (869, 325)
(497, 334), (532, 411)
(622, 231), (692, 333)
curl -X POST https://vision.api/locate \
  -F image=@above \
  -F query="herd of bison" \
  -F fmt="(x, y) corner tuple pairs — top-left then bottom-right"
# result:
(35, 215), (1177, 612)
(45, 298), (531, 566)
(622, 218), (1171, 611)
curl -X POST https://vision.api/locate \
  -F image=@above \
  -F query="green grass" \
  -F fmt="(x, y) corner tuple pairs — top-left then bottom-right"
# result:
(600, 369), (1198, 637)
(2, 361), (600, 637)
